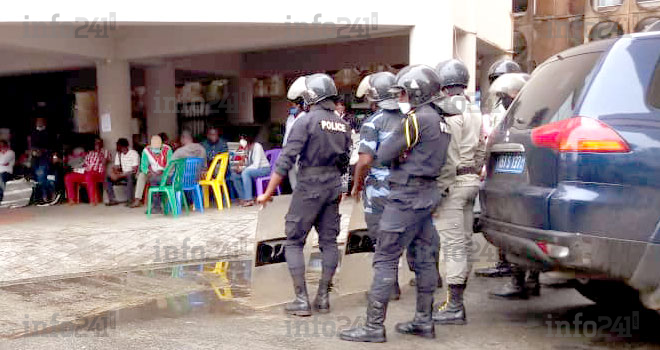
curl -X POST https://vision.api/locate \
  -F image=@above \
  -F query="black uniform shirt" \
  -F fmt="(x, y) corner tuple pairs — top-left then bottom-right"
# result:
(275, 103), (352, 179)
(377, 104), (451, 185)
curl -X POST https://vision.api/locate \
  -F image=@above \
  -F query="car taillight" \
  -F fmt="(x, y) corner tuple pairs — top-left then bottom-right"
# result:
(531, 117), (630, 153)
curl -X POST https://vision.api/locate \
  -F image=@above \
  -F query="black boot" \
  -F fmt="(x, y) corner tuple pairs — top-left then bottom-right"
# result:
(432, 284), (467, 325)
(285, 275), (311, 317)
(489, 269), (528, 300)
(395, 292), (435, 338)
(339, 298), (388, 343)
(313, 279), (330, 313)
(525, 270), (541, 297)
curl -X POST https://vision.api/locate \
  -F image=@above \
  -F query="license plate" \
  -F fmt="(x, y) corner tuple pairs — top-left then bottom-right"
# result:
(494, 154), (525, 174)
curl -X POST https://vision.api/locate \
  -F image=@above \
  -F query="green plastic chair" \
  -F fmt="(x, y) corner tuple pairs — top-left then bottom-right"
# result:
(147, 158), (189, 218)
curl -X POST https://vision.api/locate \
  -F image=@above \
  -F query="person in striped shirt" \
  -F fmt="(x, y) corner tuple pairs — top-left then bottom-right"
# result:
(128, 135), (173, 210)
(64, 138), (111, 205)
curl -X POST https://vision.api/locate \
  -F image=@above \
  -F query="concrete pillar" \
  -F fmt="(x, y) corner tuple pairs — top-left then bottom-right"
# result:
(231, 77), (254, 124)
(409, 22), (454, 67)
(408, 0), (454, 67)
(145, 63), (177, 139)
(96, 59), (132, 148)
(456, 30), (478, 96)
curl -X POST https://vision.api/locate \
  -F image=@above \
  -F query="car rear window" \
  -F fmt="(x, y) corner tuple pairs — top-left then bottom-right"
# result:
(506, 52), (603, 130)
(650, 58), (660, 109)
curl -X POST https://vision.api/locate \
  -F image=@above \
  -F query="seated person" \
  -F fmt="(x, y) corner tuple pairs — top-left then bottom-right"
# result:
(172, 130), (206, 161)
(0, 140), (15, 203)
(129, 135), (172, 209)
(64, 138), (111, 205)
(105, 138), (140, 206)
(66, 147), (86, 171)
(230, 135), (270, 207)
(201, 127), (228, 163)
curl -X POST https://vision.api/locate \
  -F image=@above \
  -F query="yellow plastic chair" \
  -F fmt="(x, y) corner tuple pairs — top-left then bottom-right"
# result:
(199, 153), (231, 210)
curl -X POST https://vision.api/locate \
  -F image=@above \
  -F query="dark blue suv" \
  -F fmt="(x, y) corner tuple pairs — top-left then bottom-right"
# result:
(480, 32), (660, 309)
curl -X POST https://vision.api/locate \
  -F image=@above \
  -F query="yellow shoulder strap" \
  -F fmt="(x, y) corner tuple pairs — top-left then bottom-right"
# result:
(405, 112), (420, 148)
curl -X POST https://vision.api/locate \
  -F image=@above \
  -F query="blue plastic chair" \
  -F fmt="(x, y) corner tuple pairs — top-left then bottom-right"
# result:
(178, 157), (205, 213)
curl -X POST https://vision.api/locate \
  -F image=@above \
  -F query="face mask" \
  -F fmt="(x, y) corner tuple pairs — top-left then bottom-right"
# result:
(398, 102), (411, 115)
(150, 147), (162, 154)
(36, 126), (46, 131)
(239, 139), (248, 148)
(288, 107), (299, 116)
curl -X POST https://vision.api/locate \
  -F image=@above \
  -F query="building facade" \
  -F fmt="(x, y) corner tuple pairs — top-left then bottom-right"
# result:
(0, 1), (513, 151)
(513, 0), (660, 72)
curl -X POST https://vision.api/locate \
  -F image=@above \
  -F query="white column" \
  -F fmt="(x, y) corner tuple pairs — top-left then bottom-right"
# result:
(408, 0), (454, 67)
(145, 63), (177, 138)
(456, 30), (477, 96)
(409, 22), (454, 67)
(96, 59), (132, 148)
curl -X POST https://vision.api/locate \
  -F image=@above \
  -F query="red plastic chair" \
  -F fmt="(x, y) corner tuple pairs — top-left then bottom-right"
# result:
(255, 149), (282, 197)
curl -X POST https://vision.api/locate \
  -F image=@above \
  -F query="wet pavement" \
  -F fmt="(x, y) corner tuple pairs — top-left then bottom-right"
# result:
(2, 268), (659, 350)
(1, 203), (659, 349)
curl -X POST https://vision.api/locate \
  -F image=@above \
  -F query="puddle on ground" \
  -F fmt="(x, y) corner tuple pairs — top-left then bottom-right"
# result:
(9, 256), (327, 339)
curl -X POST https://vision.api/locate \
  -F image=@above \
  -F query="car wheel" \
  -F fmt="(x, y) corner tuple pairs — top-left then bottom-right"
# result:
(573, 279), (642, 307)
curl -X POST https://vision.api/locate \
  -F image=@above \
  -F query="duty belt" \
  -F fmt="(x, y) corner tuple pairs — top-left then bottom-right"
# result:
(298, 166), (340, 177)
(456, 166), (480, 176)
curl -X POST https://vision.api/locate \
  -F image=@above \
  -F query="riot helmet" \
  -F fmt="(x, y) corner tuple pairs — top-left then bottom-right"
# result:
(287, 73), (338, 106)
(489, 73), (530, 109)
(356, 72), (398, 110)
(435, 59), (469, 89)
(389, 65), (442, 108)
(487, 59), (522, 84)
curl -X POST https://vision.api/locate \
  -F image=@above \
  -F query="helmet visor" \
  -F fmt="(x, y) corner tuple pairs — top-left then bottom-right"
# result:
(287, 76), (307, 100)
(488, 73), (530, 97)
(356, 76), (371, 99)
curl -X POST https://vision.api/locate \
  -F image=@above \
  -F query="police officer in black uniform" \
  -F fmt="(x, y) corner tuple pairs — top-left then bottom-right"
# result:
(257, 73), (351, 317)
(339, 65), (451, 342)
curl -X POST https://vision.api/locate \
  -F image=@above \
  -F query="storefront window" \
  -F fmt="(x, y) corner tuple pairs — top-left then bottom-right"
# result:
(635, 17), (660, 32)
(592, 0), (624, 12)
(589, 20), (624, 41)
(513, 0), (528, 13)
(637, 0), (660, 9)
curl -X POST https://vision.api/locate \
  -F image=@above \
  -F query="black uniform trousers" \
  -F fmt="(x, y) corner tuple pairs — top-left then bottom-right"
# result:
(284, 170), (342, 280)
(369, 181), (441, 303)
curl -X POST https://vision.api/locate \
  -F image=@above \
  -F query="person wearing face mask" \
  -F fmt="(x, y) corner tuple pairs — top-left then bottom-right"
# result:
(429, 59), (486, 326)
(257, 73), (351, 317)
(283, 98), (306, 190)
(128, 135), (173, 209)
(340, 65), (450, 342)
(229, 135), (270, 207)
(351, 72), (406, 301)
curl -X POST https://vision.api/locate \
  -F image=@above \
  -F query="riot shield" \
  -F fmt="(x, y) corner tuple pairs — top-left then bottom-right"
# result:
(250, 195), (312, 308)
